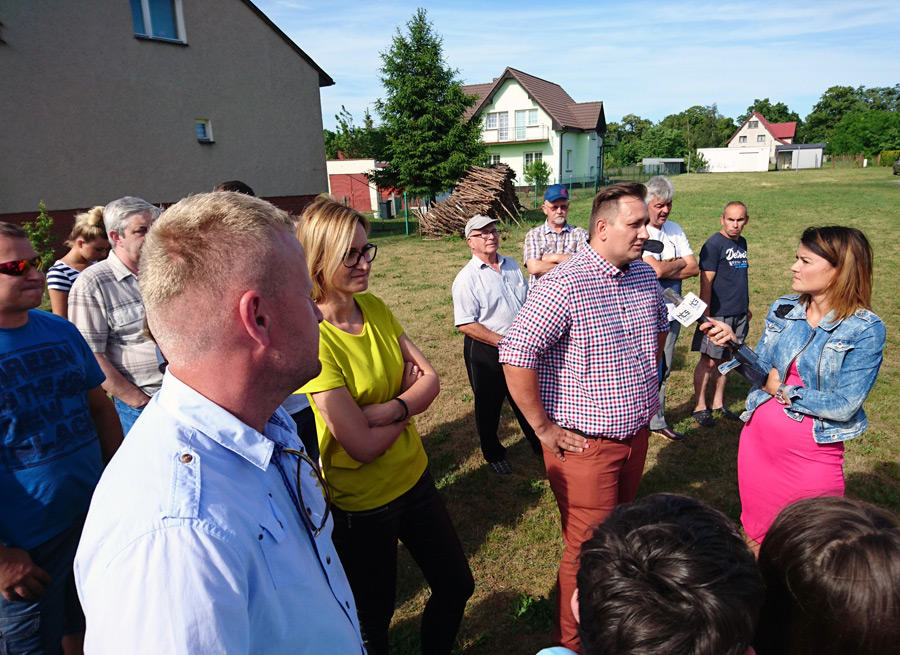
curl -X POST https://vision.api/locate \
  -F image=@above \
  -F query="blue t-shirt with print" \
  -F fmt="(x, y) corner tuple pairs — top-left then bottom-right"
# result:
(699, 232), (749, 317)
(1, 310), (105, 550)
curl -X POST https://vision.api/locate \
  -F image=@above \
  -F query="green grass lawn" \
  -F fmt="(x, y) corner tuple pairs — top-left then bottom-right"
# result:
(362, 166), (900, 654)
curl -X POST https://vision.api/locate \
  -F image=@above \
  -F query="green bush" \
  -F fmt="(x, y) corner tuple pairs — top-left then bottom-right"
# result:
(22, 201), (56, 269)
(880, 149), (900, 166)
(523, 160), (551, 187)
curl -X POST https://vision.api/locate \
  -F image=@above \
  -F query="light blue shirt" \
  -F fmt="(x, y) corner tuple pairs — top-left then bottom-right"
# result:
(452, 254), (528, 336)
(74, 373), (364, 655)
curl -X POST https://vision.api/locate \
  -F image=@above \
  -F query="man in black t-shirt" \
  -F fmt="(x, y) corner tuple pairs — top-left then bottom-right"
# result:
(690, 202), (750, 428)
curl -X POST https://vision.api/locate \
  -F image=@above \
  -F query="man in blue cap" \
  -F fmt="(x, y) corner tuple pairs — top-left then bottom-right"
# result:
(523, 184), (588, 286)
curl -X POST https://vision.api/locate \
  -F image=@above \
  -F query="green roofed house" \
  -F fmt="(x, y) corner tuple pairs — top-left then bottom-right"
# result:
(462, 68), (607, 188)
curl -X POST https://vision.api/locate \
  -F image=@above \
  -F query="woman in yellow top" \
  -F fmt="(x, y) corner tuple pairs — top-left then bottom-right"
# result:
(297, 196), (473, 655)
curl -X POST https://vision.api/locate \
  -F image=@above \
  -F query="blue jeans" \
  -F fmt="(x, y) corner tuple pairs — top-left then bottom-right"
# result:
(330, 469), (474, 655)
(0, 520), (85, 655)
(113, 398), (145, 437)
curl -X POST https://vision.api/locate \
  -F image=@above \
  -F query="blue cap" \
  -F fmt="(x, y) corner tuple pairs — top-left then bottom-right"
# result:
(544, 184), (569, 203)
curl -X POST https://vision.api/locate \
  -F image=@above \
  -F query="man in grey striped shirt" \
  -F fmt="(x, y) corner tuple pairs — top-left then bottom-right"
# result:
(69, 197), (162, 435)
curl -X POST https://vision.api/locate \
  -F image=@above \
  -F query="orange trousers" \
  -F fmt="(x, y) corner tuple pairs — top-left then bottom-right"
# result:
(543, 427), (649, 652)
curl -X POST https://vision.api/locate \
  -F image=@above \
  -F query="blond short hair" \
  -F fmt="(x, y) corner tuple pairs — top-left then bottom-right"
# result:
(296, 194), (369, 302)
(140, 192), (293, 357)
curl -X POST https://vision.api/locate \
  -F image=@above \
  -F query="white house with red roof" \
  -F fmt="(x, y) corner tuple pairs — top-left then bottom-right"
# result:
(727, 112), (796, 164)
(461, 68), (606, 187)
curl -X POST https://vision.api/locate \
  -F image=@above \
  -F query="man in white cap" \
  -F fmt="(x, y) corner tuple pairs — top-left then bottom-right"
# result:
(452, 215), (541, 474)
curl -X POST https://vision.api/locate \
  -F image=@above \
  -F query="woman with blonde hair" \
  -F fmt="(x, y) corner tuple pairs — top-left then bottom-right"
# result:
(47, 206), (110, 318)
(704, 226), (885, 550)
(296, 196), (473, 655)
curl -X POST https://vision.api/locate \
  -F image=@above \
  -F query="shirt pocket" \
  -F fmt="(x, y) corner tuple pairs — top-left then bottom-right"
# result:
(257, 500), (312, 589)
(820, 338), (856, 387)
(761, 319), (785, 347)
(108, 303), (146, 343)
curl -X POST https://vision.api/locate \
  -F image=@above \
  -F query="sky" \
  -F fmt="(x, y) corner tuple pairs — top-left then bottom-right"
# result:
(253, 0), (900, 131)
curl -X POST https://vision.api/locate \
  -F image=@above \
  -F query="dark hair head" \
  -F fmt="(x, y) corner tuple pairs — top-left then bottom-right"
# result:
(214, 180), (255, 196)
(756, 496), (900, 655)
(590, 182), (647, 238)
(577, 494), (763, 655)
(798, 225), (873, 320)
(0, 222), (30, 241)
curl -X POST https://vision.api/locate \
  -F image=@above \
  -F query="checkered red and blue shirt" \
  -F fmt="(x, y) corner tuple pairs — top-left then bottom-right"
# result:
(499, 246), (668, 440)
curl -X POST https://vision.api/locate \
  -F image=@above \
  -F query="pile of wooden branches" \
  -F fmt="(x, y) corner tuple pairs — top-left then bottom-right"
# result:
(415, 164), (524, 237)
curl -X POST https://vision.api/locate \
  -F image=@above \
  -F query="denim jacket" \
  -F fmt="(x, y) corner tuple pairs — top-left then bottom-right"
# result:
(741, 294), (885, 443)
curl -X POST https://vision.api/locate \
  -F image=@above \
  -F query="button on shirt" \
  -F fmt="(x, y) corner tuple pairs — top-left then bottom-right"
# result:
(452, 254), (528, 335)
(74, 373), (364, 655)
(523, 221), (589, 286)
(499, 247), (669, 439)
(68, 251), (163, 396)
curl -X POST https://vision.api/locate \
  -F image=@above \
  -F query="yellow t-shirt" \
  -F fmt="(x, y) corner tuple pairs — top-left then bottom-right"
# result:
(299, 292), (428, 511)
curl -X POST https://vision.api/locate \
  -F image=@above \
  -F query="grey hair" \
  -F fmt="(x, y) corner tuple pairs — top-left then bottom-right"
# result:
(103, 197), (160, 240)
(644, 176), (675, 204)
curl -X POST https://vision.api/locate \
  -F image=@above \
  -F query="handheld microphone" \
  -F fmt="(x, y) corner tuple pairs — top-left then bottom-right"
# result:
(662, 288), (767, 386)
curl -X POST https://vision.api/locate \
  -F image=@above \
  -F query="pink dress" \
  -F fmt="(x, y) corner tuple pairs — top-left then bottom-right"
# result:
(737, 361), (845, 543)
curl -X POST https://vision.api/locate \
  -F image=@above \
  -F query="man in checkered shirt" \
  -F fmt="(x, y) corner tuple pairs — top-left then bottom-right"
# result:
(499, 182), (668, 653)
(69, 197), (162, 437)
(523, 184), (588, 287)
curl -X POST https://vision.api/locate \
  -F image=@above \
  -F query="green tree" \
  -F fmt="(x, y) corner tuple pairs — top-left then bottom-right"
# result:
(370, 9), (486, 199)
(799, 86), (862, 143)
(633, 126), (687, 160)
(325, 106), (386, 160)
(828, 110), (900, 156)
(523, 160), (551, 187)
(22, 201), (55, 268)
(738, 98), (801, 126)
(659, 104), (736, 150)
(606, 114), (653, 165)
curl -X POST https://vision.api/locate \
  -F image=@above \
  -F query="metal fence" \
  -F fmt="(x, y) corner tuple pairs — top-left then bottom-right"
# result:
(518, 167), (684, 208)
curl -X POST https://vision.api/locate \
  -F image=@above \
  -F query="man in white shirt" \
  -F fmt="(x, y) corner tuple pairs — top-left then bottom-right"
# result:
(75, 192), (365, 654)
(641, 176), (698, 442)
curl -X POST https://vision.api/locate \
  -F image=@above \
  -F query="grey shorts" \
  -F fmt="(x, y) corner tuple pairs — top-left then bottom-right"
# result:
(691, 313), (749, 359)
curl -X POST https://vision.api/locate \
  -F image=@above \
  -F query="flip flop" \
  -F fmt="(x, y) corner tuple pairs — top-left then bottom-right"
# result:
(692, 409), (716, 427)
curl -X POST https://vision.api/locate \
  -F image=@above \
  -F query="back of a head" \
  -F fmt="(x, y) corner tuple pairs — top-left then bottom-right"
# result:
(139, 191), (293, 362)
(756, 496), (900, 655)
(577, 494), (763, 655)
(214, 180), (255, 196)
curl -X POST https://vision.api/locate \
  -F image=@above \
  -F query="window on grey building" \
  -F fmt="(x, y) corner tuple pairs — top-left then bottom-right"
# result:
(131, 0), (184, 41)
(195, 119), (213, 143)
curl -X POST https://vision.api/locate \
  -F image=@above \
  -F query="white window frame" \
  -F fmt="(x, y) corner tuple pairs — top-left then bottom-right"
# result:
(739, 135), (748, 143)
(195, 119), (213, 143)
(757, 134), (766, 142)
(490, 154), (501, 165)
(524, 151), (543, 168)
(515, 111), (527, 140)
(132, 0), (187, 42)
(566, 149), (572, 172)
(527, 109), (538, 126)
(498, 112), (509, 142)
(485, 113), (498, 130)
(748, 120), (759, 129)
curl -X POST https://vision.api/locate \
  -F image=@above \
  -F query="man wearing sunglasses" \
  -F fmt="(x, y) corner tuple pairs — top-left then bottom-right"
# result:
(0, 222), (123, 655)
(69, 196), (163, 437)
(75, 193), (365, 654)
(452, 214), (541, 475)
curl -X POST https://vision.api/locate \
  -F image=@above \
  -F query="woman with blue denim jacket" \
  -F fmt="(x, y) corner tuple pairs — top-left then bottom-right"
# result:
(703, 226), (885, 551)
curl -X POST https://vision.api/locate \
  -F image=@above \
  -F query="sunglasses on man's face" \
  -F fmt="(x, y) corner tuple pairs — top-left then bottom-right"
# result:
(0, 256), (43, 276)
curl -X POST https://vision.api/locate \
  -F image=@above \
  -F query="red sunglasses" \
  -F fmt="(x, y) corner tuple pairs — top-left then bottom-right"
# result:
(0, 256), (43, 276)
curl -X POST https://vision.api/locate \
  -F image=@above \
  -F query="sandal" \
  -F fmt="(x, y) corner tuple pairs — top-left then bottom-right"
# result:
(712, 406), (742, 421)
(692, 409), (716, 428)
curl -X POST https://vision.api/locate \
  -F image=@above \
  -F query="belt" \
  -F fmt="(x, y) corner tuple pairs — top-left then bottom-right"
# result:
(568, 425), (648, 441)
